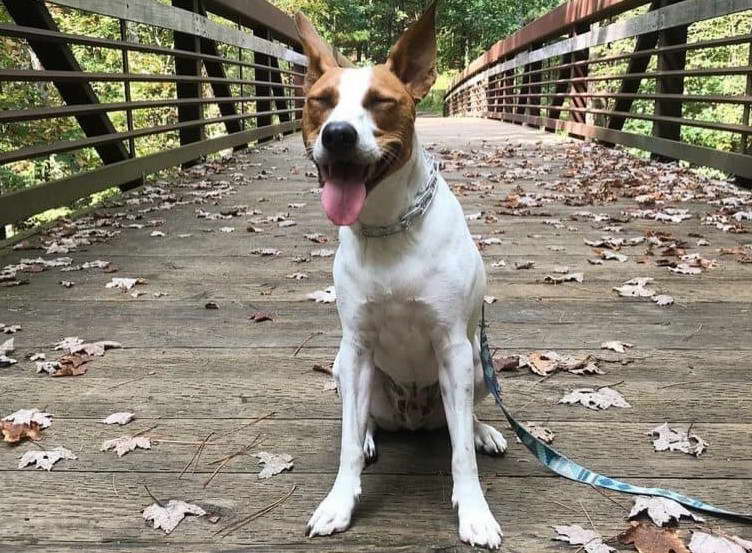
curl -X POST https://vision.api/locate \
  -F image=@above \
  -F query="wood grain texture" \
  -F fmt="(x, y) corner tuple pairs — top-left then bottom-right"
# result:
(1, 117), (750, 551)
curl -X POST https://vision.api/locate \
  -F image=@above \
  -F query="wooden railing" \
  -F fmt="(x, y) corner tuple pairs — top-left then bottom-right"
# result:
(444, 0), (752, 182)
(0, 0), (325, 235)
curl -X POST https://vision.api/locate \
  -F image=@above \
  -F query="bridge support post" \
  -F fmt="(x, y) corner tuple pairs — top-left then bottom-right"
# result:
(252, 25), (274, 144)
(652, 0), (688, 162)
(526, 43), (543, 128)
(568, 22), (590, 139)
(172, 0), (205, 167)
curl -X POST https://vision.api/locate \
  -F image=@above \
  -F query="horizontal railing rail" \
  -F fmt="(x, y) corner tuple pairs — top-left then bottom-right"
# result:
(0, 0), (317, 235)
(444, 0), (752, 182)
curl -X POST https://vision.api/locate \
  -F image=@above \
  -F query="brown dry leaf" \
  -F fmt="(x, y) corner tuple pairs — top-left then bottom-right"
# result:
(0, 421), (43, 443)
(249, 311), (274, 323)
(306, 286), (336, 304)
(493, 355), (521, 372)
(528, 352), (557, 376)
(618, 521), (690, 553)
(1, 408), (52, 443)
(51, 353), (93, 377)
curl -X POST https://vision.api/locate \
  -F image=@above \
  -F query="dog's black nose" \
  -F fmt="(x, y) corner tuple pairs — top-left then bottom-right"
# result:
(322, 122), (358, 156)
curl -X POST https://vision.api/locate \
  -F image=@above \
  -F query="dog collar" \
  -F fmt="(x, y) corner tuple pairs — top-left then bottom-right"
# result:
(358, 151), (440, 238)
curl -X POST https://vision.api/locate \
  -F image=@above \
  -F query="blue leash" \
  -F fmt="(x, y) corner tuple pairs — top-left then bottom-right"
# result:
(479, 305), (752, 521)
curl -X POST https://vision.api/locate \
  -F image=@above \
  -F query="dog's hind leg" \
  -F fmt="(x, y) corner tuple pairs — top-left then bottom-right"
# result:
(307, 339), (375, 538)
(363, 416), (377, 463)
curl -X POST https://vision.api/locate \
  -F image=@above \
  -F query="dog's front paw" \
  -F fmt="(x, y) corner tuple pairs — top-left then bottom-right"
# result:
(458, 504), (503, 550)
(306, 489), (357, 537)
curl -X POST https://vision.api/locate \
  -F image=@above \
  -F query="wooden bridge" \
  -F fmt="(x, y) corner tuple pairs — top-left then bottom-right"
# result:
(1, 1), (751, 551)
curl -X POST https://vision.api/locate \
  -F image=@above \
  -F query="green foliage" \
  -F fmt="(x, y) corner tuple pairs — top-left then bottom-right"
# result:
(270, 0), (566, 70)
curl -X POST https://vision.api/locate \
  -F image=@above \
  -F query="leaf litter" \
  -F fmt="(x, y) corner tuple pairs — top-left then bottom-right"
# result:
(143, 499), (206, 534)
(254, 451), (294, 479)
(554, 525), (615, 553)
(18, 446), (77, 471)
(559, 387), (631, 410)
(649, 423), (707, 457)
(629, 496), (704, 526)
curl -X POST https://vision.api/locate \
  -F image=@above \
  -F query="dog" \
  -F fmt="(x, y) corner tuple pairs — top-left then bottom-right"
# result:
(295, 3), (506, 549)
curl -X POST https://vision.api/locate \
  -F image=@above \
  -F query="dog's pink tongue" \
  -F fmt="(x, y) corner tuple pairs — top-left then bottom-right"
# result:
(321, 166), (366, 226)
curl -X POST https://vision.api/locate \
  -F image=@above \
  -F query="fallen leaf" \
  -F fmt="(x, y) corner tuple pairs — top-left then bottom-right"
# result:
(0, 337), (16, 367)
(304, 233), (328, 244)
(205, 302), (219, 310)
(544, 272), (583, 284)
(650, 423), (707, 457)
(601, 341), (634, 353)
(554, 524), (615, 553)
(483, 296), (497, 304)
(523, 351), (601, 376)
(629, 496), (704, 526)
(102, 412), (135, 426)
(559, 387), (631, 410)
(311, 248), (335, 258)
(613, 278), (656, 298)
(255, 451), (294, 479)
(52, 353), (92, 377)
(1, 408), (52, 443)
(286, 272), (308, 280)
(251, 248), (281, 256)
(1, 324), (21, 334)
(101, 435), (151, 457)
(515, 261), (535, 270)
(618, 521), (690, 553)
(669, 264), (702, 275)
(68, 340), (122, 357)
(105, 277), (145, 291)
(688, 531), (752, 553)
(653, 295), (674, 307)
(249, 311), (274, 323)
(493, 355), (521, 372)
(306, 286), (336, 304)
(525, 422), (555, 444)
(219, 227), (235, 233)
(60, 280), (74, 288)
(35, 361), (60, 374)
(18, 446), (77, 471)
(143, 499), (206, 534)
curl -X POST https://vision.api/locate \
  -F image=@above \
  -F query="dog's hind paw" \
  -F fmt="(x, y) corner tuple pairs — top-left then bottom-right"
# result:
(458, 505), (504, 550)
(306, 489), (356, 537)
(474, 420), (507, 456)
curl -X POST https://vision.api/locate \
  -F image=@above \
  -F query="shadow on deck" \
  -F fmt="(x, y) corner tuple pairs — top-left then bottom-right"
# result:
(1, 117), (750, 552)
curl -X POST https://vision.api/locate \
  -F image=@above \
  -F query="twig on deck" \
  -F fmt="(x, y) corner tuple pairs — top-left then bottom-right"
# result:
(179, 431), (214, 479)
(112, 474), (119, 497)
(589, 484), (629, 513)
(132, 424), (159, 438)
(682, 323), (703, 342)
(658, 380), (709, 390)
(596, 380), (624, 390)
(213, 411), (274, 442)
(143, 484), (163, 507)
(203, 434), (263, 489)
(214, 484), (296, 537)
(579, 500), (596, 531)
(103, 371), (157, 391)
(293, 331), (323, 356)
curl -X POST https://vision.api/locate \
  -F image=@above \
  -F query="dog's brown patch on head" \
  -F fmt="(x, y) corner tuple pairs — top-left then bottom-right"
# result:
(301, 68), (342, 153)
(363, 65), (417, 186)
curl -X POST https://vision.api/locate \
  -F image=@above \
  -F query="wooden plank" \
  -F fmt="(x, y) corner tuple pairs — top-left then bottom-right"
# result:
(48, 0), (308, 65)
(0, 473), (747, 549)
(0, 120), (299, 226)
(0, 418), (748, 478)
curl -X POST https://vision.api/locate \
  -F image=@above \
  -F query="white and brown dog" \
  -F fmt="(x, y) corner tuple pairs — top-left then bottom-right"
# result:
(296, 3), (506, 549)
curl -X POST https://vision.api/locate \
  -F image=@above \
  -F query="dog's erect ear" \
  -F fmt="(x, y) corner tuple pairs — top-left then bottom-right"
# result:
(295, 12), (339, 93)
(385, 1), (438, 102)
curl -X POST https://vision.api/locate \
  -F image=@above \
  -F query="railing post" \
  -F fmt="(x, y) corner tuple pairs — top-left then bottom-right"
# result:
(527, 42), (543, 128)
(569, 22), (590, 139)
(172, 0), (204, 166)
(652, 0), (688, 161)
(120, 19), (136, 159)
(252, 25), (274, 143)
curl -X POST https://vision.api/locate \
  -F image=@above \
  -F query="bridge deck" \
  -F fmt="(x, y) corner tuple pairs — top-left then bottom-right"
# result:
(1, 118), (750, 552)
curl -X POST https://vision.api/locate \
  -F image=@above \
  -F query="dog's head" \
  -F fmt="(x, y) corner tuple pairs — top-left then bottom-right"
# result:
(294, 3), (437, 226)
